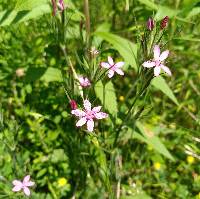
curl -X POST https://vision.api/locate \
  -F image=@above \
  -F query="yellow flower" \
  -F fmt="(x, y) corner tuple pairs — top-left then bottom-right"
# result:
(187, 156), (195, 164)
(119, 96), (125, 102)
(58, 178), (67, 187)
(154, 162), (161, 170)
(198, 192), (200, 199)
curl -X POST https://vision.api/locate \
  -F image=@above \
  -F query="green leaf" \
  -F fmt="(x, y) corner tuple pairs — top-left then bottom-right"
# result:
(151, 76), (179, 105)
(0, 2), (51, 26)
(136, 122), (174, 161)
(94, 31), (137, 70)
(155, 6), (179, 20)
(138, 0), (158, 10)
(51, 149), (68, 163)
(40, 67), (62, 82)
(95, 81), (118, 117)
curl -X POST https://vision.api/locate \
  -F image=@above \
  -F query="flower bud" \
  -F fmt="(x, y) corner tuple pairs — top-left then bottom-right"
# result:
(147, 18), (155, 31)
(70, 100), (77, 110)
(160, 16), (169, 29)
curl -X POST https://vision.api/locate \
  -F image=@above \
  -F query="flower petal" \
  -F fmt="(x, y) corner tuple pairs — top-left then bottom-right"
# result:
(161, 64), (172, 76)
(23, 175), (30, 183)
(114, 62), (124, 68)
(24, 181), (35, 187)
(87, 119), (94, 132)
(12, 185), (22, 192)
(108, 56), (114, 66)
(101, 62), (110, 69)
(154, 66), (161, 76)
(76, 117), (87, 127)
(71, 109), (86, 117)
(142, 61), (155, 68)
(154, 45), (160, 60)
(95, 112), (108, 119)
(108, 70), (114, 78)
(115, 68), (124, 76)
(84, 100), (91, 111)
(159, 50), (169, 61)
(12, 180), (23, 186)
(23, 187), (31, 196)
(92, 106), (102, 113)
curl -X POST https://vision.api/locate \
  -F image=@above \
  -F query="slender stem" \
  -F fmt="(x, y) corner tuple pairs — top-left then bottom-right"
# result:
(84, 0), (90, 47)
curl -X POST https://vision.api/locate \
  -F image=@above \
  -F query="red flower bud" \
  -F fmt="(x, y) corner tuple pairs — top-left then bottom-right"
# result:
(147, 18), (155, 31)
(160, 16), (169, 29)
(70, 100), (77, 110)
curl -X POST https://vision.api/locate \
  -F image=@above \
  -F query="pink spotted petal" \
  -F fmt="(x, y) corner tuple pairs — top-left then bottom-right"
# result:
(71, 109), (86, 117)
(84, 100), (91, 111)
(115, 68), (124, 76)
(154, 66), (161, 76)
(87, 119), (94, 132)
(23, 187), (31, 196)
(92, 106), (102, 113)
(108, 70), (114, 78)
(12, 180), (23, 186)
(161, 64), (172, 76)
(108, 56), (114, 66)
(12, 185), (22, 192)
(159, 50), (169, 61)
(95, 112), (108, 119)
(114, 62), (124, 68)
(154, 45), (160, 60)
(142, 61), (155, 68)
(76, 117), (87, 127)
(101, 62), (111, 69)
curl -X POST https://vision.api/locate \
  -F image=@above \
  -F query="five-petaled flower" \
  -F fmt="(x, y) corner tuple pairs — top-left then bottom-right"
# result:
(142, 45), (171, 76)
(71, 100), (108, 132)
(78, 76), (91, 88)
(12, 175), (35, 196)
(101, 56), (124, 78)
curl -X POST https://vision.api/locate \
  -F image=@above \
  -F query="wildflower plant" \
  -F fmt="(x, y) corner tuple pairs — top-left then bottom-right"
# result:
(1, 0), (190, 198)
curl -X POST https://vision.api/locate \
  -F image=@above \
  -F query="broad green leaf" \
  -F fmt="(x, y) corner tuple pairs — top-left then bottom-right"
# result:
(136, 123), (174, 161)
(15, 0), (49, 11)
(51, 149), (68, 163)
(0, 4), (51, 26)
(95, 81), (118, 117)
(94, 31), (137, 70)
(41, 67), (62, 82)
(151, 76), (179, 105)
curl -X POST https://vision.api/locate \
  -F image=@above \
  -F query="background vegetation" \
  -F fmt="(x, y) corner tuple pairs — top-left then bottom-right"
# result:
(0, 0), (200, 198)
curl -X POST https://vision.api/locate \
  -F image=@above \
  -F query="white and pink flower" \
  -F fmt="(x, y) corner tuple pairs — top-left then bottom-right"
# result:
(71, 100), (108, 132)
(12, 175), (35, 196)
(101, 56), (124, 78)
(142, 45), (171, 77)
(78, 76), (91, 88)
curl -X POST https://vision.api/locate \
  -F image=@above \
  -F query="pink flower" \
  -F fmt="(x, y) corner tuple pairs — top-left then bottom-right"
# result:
(78, 76), (91, 88)
(101, 56), (124, 78)
(71, 100), (108, 132)
(70, 100), (78, 110)
(142, 45), (171, 76)
(58, 0), (65, 11)
(147, 18), (155, 31)
(12, 175), (35, 196)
